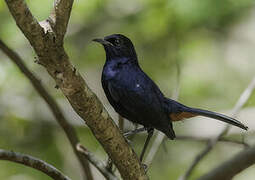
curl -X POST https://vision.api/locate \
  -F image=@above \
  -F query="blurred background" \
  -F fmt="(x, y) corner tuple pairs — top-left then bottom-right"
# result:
(1, 0), (255, 179)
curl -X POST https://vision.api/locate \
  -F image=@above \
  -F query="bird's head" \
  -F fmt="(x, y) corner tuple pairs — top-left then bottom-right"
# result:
(93, 34), (137, 61)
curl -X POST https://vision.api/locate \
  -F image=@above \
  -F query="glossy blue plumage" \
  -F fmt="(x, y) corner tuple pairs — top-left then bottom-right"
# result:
(102, 57), (175, 138)
(93, 34), (247, 141)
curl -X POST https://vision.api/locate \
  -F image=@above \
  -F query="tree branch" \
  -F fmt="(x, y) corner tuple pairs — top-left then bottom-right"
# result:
(176, 135), (249, 147)
(0, 149), (71, 180)
(5, 1), (147, 179)
(5, 0), (44, 51)
(50, 0), (74, 42)
(197, 145), (255, 180)
(0, 39), (93, 180)
(118, 115), (124, 133)
(180, 77), (255, 180)
(77, 144), (119, 180)
(106, 115), (125, 172)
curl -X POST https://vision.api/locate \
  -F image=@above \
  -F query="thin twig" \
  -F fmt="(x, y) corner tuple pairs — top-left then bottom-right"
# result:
(180, 77), (255, 180)
(176, 135), (249, 147)
(0, 39), (93, 180)
(77, 144), (119, 180)
(0, 149), (71, 180)
(144, 131), (165, 166)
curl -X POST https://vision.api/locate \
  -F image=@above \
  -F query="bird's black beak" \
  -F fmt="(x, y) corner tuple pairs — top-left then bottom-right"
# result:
(92, 38), (113, 46)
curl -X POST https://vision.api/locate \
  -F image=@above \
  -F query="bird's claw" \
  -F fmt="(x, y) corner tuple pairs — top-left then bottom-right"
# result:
(141, 163), (148, 172)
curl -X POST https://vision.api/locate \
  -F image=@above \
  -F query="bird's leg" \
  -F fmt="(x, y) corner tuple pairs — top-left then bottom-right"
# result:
(140, 128), (154, 162)
(123, 127), (147, 137)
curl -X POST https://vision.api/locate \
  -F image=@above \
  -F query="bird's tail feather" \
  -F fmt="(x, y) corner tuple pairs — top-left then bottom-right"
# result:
(183, 107), (248, 130)
(165, 98), (248, 130)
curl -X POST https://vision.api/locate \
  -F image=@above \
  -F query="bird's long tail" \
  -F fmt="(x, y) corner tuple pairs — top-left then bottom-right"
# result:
(165, 98), (248, 130)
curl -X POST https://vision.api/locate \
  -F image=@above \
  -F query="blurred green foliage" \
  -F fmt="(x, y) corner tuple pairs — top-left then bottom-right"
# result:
(1, 0), (255, 179)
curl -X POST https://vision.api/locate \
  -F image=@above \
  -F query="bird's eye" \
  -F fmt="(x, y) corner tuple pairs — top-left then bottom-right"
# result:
(106, 38), (121, 46)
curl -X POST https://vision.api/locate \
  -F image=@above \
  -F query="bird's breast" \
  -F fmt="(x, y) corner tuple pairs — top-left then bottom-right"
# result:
(102, 64), (119, 80)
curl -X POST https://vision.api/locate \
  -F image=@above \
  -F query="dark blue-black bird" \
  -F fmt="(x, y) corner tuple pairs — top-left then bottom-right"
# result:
(93, 34), (248, 161)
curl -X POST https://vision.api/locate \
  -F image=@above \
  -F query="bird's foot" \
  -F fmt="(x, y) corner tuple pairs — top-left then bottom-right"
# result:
(123, 127), (147, 137)
(141, 163), (148, 172)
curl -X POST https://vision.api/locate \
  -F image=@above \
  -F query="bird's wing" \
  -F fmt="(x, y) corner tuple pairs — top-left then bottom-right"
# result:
(102, 68), (176, 138)
(103, 70), (165, 123)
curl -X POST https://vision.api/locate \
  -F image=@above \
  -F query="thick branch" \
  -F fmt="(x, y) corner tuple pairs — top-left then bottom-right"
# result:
(5, 0), (44, 51)
(5, 1), (147, 179)
(197, 145), (255, 180)
(0, 149), (71, 180)
(77, 144), (119, 180)
(0, 39), (93, 180)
